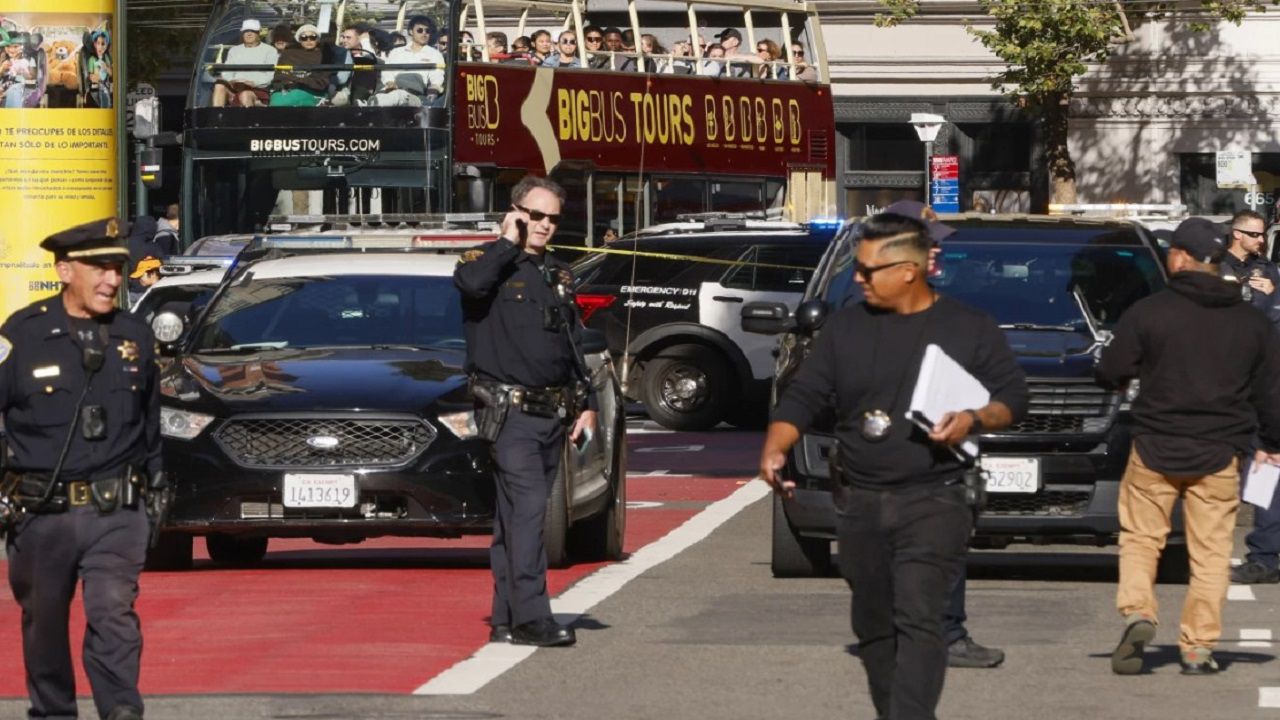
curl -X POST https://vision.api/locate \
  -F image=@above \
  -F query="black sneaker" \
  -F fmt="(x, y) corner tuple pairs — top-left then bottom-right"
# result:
(947, 636), (1005, 668)
(1230, 561), (1280, 584)
(1180, 647), (1220, 675)
(1111, 615), (1156, 675)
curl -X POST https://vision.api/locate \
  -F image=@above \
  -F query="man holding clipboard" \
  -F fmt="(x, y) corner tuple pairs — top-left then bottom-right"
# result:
(760, 212), (1028, 720)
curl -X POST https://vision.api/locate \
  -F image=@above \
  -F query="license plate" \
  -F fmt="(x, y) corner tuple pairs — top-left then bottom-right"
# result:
(979, 457), (1040, 494)
(282, 473), (357, 508)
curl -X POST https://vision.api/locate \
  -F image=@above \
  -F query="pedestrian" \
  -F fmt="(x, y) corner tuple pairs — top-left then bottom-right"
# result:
(1, 218), (167, 720)
(1098, 217), (1280, 675)
(759, 211), (1028, 720)
(153, 203), (180, 258)
(126, 215), (161, 300)
(881, 199), (1007, 669)
(127, 256), (162, 308)
(1219, 209), (1280, 319)
(454, 175), (598, 647)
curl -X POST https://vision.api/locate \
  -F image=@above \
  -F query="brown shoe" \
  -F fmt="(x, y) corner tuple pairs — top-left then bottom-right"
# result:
(1180, 647), (1220, 675)
(1111, 614), (1156, 675)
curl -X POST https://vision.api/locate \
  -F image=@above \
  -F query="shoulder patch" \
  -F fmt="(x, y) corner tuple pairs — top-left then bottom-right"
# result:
(459, 249), (484, 264)
(0, 334), (10, 366)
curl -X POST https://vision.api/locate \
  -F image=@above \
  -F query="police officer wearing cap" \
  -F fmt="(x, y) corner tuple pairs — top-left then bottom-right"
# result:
(454, 175), (597, 648)
(1, 219), (163, 720)
(1099, 217), (1280, 676)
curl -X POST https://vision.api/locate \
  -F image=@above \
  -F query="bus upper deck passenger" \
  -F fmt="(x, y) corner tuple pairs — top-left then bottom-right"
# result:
(212, 19), (277, 107)
(372, 14), (445, 106)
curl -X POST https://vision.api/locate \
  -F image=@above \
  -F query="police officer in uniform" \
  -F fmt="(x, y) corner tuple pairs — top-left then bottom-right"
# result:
(1, 219), (164, 720)
(454, 175), (597, 647)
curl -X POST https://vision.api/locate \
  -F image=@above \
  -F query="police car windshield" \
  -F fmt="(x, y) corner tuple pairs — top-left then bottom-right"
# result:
(191, 274), (464, 351)
(825, 238), (1165, 331)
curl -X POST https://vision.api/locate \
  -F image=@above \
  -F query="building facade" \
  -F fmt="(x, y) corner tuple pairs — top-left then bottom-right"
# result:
(817, 1), (1280, 217)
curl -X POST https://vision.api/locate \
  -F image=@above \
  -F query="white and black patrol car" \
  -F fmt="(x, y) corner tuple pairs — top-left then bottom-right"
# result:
(571, 217), (840, 431)
(140, 230), (626, 570)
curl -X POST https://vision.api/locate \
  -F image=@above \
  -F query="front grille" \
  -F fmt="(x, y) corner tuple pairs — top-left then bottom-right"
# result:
(215, 416), (436, 469)
(985, 490), (1091, 516)
(1003, 379), (1117, 434)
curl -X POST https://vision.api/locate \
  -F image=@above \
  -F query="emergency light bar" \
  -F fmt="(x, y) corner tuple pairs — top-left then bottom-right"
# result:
(159, 255), (235, 276)
(1049, 203), (1188, 217)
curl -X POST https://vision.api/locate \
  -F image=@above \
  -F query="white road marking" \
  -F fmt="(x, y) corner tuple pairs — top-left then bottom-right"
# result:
(1260, 687), (1280, 708)
(635, 444), (705, 453)
(626, 426), (675, 435)
(625, 501), (664, 509)
(414, 478), (772, 695)
(626, 470), (693, 477)
(1239, 628), (1272, 648)
(1228, 584), (1256, 601)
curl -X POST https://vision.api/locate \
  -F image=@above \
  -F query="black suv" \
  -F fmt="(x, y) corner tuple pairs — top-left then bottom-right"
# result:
(749, 215), (1178, 577)
(571, 218), (839, 430)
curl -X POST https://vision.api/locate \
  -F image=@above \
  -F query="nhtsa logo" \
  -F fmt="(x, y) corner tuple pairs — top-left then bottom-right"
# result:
(250, 138), (382, 154)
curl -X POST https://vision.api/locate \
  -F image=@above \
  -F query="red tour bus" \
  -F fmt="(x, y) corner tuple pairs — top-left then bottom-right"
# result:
(180, 0), (835, 246)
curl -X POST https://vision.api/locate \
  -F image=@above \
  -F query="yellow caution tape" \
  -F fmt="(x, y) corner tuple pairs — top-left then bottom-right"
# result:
(549, 243), (814, 272)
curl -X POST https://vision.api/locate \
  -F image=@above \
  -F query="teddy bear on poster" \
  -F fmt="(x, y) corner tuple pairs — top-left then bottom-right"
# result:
(45, 39), (78, 108)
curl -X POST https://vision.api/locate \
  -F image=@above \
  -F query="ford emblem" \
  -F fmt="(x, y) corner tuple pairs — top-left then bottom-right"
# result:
(307, 435), (341, 450)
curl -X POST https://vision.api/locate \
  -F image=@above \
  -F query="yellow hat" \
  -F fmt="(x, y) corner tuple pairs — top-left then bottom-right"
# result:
(130, 256), (162, 279)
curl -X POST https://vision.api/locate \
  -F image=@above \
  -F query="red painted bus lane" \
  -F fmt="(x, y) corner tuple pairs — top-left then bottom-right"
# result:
(0, 475), (748, 697)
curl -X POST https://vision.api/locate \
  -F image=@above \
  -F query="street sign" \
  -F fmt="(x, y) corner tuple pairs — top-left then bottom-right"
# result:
(930, 155), (960, 212)
(125, 83), (157, 134)
(1216, 150), (1254, 189)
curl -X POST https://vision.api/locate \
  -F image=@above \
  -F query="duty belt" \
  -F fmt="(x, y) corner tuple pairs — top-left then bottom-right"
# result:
(472, 379), (571, 419)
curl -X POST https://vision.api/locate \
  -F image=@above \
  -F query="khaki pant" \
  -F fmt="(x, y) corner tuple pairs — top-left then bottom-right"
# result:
(1116, 448), (1239, 651)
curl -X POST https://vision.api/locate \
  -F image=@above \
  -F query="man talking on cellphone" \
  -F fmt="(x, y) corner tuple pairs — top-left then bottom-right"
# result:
(454, 175), (597, 647)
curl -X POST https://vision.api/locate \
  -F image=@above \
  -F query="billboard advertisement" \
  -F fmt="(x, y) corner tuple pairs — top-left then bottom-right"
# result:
(0, 0), (117, 320)
(453, 63), (836, 179)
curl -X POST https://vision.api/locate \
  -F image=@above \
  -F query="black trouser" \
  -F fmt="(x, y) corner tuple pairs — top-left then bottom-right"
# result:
(489, 409), (565, 627)
(7, 505), (148, 720)
(837, 482), (973, 720)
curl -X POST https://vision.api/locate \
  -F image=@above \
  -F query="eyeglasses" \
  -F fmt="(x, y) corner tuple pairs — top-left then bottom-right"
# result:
(514, 204), (562, 224)
(412, 27), (431, 34)
(560, 38), (576, 45)
(299, 34), (319, 41)
(1235, 228), (1266, 238)
(852, 259), (916, 280)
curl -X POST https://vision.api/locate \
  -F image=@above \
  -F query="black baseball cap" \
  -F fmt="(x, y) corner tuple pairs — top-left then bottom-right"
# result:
(715, 28), (741, 42)
(881, 200), (955, 245)
(1170, 217), (1227, 264)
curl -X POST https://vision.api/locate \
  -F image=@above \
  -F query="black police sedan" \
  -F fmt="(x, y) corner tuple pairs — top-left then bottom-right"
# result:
(746, 215), (1191, 580)
(147, 249), (626, 570)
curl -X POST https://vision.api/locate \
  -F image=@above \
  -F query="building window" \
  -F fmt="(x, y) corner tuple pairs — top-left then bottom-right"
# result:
(956, 123), (1031, 173)
(1180, 153), (1280, 219)
(846, 124), (922, 172)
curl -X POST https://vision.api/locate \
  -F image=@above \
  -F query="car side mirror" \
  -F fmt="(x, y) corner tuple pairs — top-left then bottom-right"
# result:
(795, 299), (829, 334)
(741, 301), (791, 335)
(580, 327), (608, 354)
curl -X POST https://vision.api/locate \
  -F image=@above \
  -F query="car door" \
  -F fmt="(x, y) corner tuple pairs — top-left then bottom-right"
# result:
(699, 243), (825, 381)
(564, 349), (616, 514)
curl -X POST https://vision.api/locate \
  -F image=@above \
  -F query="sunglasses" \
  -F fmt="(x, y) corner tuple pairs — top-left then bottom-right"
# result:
(299, 34), (319, 41)
(413, 27), (431, 34)
(853, 259), (916, 280)
(586, 35), (603, 42)
(1235, 228), (1266, 238)
(792, 49), (804, 55)
(561, 38), (577, 45)
(514, 204), (562, 224)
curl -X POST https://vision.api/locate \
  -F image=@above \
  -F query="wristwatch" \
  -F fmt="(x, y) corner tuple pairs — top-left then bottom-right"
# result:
(964, 409), (985, 433)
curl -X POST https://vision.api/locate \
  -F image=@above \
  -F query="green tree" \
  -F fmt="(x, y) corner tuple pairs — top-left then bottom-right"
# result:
(126, 1), (211, 88)
(877, 0), (1276, 204)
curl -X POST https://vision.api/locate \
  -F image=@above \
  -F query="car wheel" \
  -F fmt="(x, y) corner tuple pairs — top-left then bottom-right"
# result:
(206, 534), (269, 565)
(568, 437), (627, 562)
(144, 533), (193, 571)
(640, 344), (731, 431)
(1156, 541), (1190, 584)
(544, 450), (570, 569)
(771, 494), (831, 578)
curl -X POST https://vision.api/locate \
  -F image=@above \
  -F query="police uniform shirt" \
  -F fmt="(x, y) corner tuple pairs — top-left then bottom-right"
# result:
(0, 293), (162, 480)
(1220, 251), (1280, 319)
(773, 296), (1028, 489)
(454, 238), (598, 408)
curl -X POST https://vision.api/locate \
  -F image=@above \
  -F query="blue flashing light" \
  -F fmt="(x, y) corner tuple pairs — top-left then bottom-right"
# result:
(254, 236), (353, 249)
(808, 217), (845, 229)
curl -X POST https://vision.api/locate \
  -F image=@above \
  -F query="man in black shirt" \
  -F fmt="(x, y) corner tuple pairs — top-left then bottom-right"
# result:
(1098, 217), (1280, 675)
(1220, 209), (1280, 321)
(454, 175), (597, 648)
(761, 213), (1028, 720)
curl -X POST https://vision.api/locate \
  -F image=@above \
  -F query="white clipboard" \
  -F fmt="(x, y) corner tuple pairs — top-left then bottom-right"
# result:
(905, 344), (989, 458)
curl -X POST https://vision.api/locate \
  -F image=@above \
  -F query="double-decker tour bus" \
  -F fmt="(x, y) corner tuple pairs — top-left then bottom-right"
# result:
(181, 0), (835, 246)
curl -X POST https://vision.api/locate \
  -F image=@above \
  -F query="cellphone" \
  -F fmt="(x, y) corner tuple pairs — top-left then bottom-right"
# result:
(573, 427), (591, 451)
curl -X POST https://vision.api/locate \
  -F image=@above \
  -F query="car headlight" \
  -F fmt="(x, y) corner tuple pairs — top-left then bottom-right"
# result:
(152, 311), (184, 344)
(160, 406), (214, 440)
(438, 410), (479, 440)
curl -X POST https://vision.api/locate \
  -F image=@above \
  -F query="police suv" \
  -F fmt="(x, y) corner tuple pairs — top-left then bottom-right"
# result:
(572, 216), (840, 430)
(749, 215), (1185, 579)
(140, 226), (626, 570)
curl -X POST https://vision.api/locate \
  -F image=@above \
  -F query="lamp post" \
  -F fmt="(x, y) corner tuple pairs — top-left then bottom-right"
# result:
(910, 113), (944, 206)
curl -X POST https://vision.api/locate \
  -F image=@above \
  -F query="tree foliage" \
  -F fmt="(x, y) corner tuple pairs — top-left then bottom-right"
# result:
(875, 0), (1279, 203)
(125, 3), (209, 88)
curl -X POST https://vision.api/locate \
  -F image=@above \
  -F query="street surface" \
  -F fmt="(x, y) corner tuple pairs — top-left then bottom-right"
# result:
(3, 420), (1280, 718)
